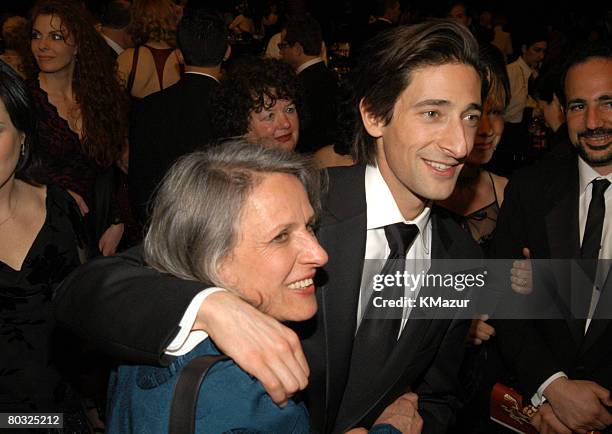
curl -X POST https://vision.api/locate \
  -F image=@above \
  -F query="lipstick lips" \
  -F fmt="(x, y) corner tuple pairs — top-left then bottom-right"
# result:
(275, 133), (293, 143)
(473, 141), (494, 150)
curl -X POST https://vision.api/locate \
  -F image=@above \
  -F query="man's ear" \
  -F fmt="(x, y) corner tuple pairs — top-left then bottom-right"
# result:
(294, 41), (304, 56)
(359, 98), (384, 138)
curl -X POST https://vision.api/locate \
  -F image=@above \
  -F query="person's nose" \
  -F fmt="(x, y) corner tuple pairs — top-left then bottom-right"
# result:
(34, 37), (49, 52)
(585, 104), (603, 130)
(301, 231), (328, 268)
(277, 111), (291, 130)
(440, 116), (471, 160)
(477, 113), (493, 139)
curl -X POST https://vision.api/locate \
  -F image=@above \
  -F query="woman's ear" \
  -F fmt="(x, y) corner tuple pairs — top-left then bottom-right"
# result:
(359, 98), (384, 138)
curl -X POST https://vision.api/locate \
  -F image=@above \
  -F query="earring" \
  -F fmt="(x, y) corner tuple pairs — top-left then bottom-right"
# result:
(20, 143), (25, 156)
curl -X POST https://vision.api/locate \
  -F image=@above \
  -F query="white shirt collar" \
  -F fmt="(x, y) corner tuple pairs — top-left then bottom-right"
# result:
(184, 71), (220, 83)
(297, 57), (324, 74)
(517, 55), (533, 77)
(376, 17), (393, 24)
(578, 156), (612, 193)
(365, 163), (432, 236)
(101, 34), (123, 56)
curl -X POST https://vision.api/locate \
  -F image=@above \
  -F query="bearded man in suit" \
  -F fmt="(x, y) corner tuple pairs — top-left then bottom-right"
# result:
(494, 42), (612, 434)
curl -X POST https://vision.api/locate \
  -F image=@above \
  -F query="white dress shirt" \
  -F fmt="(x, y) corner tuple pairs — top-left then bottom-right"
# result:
(532, 157), (612, 406)
(357, 164), (432, 336)
(183, 71), (220, 83)
(101, 33), (124, 56)
(296, 57), (325, 75)
(504, 56), (533, 124)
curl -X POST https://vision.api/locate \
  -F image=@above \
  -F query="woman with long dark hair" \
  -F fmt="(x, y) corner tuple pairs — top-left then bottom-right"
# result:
(24, 0), (130, 256)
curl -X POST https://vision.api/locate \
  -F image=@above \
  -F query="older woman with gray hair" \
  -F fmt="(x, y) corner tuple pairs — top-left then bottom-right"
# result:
(106, 140), (326, 432)
(105, 141), (415, 433)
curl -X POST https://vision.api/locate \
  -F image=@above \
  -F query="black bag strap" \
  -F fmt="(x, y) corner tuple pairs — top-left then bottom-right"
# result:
(126, 46), (140, 95)
(168, 354), (229, 434)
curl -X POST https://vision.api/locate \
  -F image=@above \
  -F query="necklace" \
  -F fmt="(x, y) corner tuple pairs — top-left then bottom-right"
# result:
(0, 193), (17, 227)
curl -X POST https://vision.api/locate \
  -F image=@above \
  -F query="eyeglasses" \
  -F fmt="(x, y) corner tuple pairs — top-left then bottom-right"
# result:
(277, 42), (291, 49)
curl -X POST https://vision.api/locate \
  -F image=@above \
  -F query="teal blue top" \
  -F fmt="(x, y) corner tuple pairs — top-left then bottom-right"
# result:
(106, 338), (310, 434)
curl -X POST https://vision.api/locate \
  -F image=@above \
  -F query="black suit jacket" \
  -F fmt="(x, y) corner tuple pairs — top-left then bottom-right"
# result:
(300, 165), (480, 433)
(129, 73), (218, 222)
(55, 165), (480, 433)
(493, 151), (612, 399)
(296, 61), (339, 154)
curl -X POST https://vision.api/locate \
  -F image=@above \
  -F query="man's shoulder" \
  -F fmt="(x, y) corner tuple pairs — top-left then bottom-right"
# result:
(320, 165), (366, 224)
(506, 152), (577, 194)
(431, 205), (484, 259)
(301, 62), (337, 86)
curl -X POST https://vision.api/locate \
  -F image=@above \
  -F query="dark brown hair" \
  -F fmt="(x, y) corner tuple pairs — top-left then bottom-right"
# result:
(348, 19), (482, 164)
(26, 0), (129, 167)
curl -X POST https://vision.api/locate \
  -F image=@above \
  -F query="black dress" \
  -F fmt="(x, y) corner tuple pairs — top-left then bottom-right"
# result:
(0, 185), (86, 412)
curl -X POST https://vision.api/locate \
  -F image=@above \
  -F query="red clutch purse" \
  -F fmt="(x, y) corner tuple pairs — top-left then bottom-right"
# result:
(490, 382), (603, 434)
(490, 382), (538, 433)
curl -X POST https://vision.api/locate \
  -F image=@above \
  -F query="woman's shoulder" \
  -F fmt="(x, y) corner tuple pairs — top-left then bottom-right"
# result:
(46, 184), (76, 209)
(488, 171), (509, 204)
(25, 78), (46, 102)
(45, 184), (87, 243)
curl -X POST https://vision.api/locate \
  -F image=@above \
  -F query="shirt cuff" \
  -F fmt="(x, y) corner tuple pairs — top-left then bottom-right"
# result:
(531, 371), (568, 406)
(165, 287), (227, 356)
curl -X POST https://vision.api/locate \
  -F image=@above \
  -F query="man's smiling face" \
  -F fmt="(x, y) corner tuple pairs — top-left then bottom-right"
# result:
(363, 62), (482, 207)
(565, 57), (612, 174)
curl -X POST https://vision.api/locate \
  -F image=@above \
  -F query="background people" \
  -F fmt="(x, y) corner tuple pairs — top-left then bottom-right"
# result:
(25, 0), (129, 256)
(211, 56), (301, 151)
(0, 60), (87, 427)
(117, 0), (182, 99)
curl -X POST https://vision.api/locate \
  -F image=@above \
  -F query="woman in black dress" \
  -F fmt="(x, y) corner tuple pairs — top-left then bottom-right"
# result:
(24, 0), (130, 256)
(0, 60), (86, 418)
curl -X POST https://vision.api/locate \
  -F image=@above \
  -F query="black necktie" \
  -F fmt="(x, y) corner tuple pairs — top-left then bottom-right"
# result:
(351, 223), (419, 373)
(581, 179), (610, 282)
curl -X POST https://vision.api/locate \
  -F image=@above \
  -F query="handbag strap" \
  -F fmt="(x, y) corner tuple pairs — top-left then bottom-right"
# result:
(126, 46), (140, 95)
(168, 354), (229, 434)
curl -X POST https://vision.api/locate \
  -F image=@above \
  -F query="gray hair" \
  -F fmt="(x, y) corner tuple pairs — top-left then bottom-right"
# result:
(144, 140), (322, 285)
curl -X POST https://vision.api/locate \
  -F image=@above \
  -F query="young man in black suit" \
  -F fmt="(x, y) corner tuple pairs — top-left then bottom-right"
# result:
(494, 43), (612, 433)
(129, 9), (229, 223)
(278, 15), (339, 155)
(56, 20), (484, 433)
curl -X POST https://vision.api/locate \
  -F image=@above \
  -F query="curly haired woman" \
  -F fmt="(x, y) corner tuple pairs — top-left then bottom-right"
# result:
(25, 0), (130, 255)
(117, 0), (183, 99)
(212, 56), (301, 150)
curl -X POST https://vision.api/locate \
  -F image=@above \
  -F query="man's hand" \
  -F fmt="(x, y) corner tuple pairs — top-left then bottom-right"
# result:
(544, 377), (612, 433)
(195, 291), (309, 406)
(467, 314), (495, 345)
(373, 393), (423, 434)
(511, 247), (532, 294)
(530, 403), (572, 434)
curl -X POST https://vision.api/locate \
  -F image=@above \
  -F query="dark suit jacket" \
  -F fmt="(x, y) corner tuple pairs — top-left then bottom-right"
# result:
(55, 165), (480, 433)
(493, 151), (612, 400)
(296, 61), (339, 154)
(129, 73), (218, 222)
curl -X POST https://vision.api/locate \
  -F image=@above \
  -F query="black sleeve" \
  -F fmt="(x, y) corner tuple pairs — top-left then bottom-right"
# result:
(53, 246), (206, 365)
(416, 318), (471, 434)
(492, 177), (565, 398)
